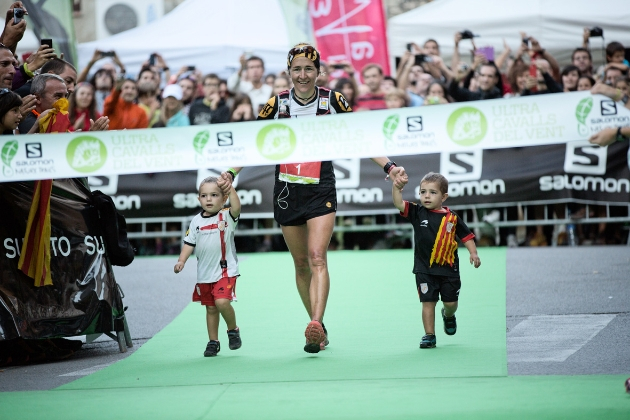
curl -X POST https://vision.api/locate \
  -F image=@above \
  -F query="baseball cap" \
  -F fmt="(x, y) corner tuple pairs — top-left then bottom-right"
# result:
(162, 84), (183, 100)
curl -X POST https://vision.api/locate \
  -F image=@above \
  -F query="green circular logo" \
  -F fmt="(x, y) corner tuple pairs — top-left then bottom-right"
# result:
(382, 114), (399, 141)
(66, 135), (107, 173)
(446, 106), (488, 146)
(256, 123), (296, 160)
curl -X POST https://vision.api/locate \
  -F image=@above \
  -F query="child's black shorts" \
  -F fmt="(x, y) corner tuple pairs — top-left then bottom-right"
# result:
(415, 272), (461, 302)
(273, 182), (336, 226)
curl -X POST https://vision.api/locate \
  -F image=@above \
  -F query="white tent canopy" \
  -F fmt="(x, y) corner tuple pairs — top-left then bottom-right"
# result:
(388, 0), (630, 68)
(77, 0), (292, 79)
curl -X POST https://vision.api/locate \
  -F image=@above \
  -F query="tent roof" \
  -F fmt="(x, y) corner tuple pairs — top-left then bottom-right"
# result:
(388, 0), (630, 67)
(77, 0), (291, 78)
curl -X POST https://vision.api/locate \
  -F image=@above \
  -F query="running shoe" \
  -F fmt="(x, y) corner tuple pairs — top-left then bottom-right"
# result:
(227, 327), (242, 350)
(442, 308), (457, 335)
(304, 320), (326, 353)
(204, 340), (220, 357)
(420, 334), (436, 349)
(320, 323), (329, 351)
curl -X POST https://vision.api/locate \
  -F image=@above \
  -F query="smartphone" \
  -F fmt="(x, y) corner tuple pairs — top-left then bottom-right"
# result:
(41, 39), (53, 49)
(414, 54), (427, 65)
(529, 64), (538, 92)
(187, 65), (195, 71)
(477, 46), (494, 62)
(406, 43), (413, 52)
(101, 51), (115, 57)
(149, 53), (156, 66)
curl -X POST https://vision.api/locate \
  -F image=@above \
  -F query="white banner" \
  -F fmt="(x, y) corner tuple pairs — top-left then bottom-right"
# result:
(1, 91), (628, 183)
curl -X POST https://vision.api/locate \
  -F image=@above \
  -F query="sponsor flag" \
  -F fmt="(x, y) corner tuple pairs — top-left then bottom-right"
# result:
(18, 179), (54, 287)
(309, 0), (390, 78)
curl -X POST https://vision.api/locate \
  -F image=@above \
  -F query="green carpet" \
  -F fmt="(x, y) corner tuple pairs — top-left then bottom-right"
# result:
(1, 249), (628, 419)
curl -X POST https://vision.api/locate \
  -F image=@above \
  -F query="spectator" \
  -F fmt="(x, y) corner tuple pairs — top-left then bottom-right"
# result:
(448, 55), (502, 102)
(385, 88), (410, 109)
(12, 44), (54, 92)
(614, 76), (629, 95)
(265, 73), (276, 86)
(229, 94), (255, 122)
(506, 61), (529, 97)
(78, 49), (126, 112)
(560, 65), (581, 92)
(188, 73), (230, 125)
(381, 75), (397, 93)
(227, 54), (272, 114)
(395, 51), (425, 106)
(577, 75), (596, 91)
(103, 78), (149, 130)
(136, 67), (160, 127)
(68, 82), (100, 131)
(333, 77), (358, 109)
(595, 41), (629, 82)
(571, 47), (593, 77)
(153, 84), (189, 128)
(0, 45), (16, 89)
(521, 59), (562, 96)
(355, 63), (387, 110)
(219, 78), (235, 110)
(16, 57), (77, 97)
(603, 65), (625, 86)
(0, 89), (23, 135)
(271, 74), (291, 96)
(424, 82), (449, 105)
(178, 74), (198, 114)
(18, 73), (67, 133)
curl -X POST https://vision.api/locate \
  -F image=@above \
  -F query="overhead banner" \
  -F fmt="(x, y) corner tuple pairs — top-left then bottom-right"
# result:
(93, 140), (629, 219)
(308, 0), (391, 77)
(0, 92), (627, 184)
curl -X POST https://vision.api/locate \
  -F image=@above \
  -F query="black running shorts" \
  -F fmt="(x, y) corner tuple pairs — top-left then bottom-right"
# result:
(415, 272), (461, 302)
(273, 182), (336, 226)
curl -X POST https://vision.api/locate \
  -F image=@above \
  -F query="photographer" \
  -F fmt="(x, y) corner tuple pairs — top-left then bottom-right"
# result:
(448, 52), (502, 102)
(588, 82), (630, 146)
(396, 49), (433, 106)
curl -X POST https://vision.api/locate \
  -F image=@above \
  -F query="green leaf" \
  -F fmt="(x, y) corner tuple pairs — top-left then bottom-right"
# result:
(1, 140), (18, 166)
(193, 130), (210, 155)
(382, 115), (399, 141)
(575, 97), (593, 125)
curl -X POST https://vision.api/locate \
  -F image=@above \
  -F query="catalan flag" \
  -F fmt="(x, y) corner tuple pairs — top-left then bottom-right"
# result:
(38, 98), (72, 133)
(18, 180), (54, 287)
(429, 212), (459, 267)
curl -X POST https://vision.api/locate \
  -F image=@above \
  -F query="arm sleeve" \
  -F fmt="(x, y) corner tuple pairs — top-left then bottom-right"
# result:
(543, 72), (562, 93)
(212, 104), (231, 124)
(331, 91), (353, 113)
(102, 87), (120, 118)
(257, 96), (278, 120)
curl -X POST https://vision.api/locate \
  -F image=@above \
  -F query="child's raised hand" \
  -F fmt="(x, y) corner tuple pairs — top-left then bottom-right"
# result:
(174, 261), (185, 273)
(469, 253), (481, 268)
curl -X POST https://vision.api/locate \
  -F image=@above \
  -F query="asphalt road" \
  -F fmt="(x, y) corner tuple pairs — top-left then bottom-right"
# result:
(1, 246), (629, 391)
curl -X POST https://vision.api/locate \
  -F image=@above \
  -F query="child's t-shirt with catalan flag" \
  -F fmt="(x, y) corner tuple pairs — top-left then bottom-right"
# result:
(400, 202), (475, 277)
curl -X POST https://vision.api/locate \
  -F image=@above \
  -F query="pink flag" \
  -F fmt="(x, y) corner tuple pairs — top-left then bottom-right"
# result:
(309, 0), (391, 81)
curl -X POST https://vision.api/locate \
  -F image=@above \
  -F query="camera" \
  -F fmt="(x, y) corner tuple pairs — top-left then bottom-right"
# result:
(414, 54), (432, 65)
(522, 37), (531, 46)
(13, 8), (24, 24)
(149, 53), (156, 66)
(460, 30), (476, 40)
(589, 26), (603, 37)
(101, 51), (115, 57)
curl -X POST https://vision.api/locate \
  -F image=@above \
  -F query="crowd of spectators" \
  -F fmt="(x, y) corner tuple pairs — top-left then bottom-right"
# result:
(2, 2), (628, 250)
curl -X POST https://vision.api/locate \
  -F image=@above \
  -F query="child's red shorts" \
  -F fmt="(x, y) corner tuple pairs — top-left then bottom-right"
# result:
(192, 276), (237, 306)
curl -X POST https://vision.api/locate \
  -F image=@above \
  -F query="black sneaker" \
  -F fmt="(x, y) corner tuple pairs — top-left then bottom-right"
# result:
(441, 308), (457, 335)
(204, 340), (220, 357)
(420, 334), (436, 349)
(227, 328), (242, 350)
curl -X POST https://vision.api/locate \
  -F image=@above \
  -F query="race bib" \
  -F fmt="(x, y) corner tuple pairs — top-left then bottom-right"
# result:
(279, 162), (321, 184)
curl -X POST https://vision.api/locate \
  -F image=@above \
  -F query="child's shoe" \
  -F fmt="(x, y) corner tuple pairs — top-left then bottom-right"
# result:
(304, 320), (326, 353)
(227, 328), (242, 350)
(420, 334), (436, 349)
(204, 340), (220, 357)
(442, 308), (457, 335)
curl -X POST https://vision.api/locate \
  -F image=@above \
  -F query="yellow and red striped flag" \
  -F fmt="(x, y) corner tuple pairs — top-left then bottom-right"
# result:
(39, 98), (72, 133)
(18, 180), (54, 287)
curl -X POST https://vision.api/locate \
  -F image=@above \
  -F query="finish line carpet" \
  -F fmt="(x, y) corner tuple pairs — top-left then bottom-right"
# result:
(1, 249), (627, 419)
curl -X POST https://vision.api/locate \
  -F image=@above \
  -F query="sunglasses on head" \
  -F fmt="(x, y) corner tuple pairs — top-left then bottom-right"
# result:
(289, 45), (316, 56)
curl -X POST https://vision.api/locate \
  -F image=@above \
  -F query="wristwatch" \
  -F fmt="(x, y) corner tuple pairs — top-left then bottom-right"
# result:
(383, 161), (397, 174)
(616, 127), (629, 142)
